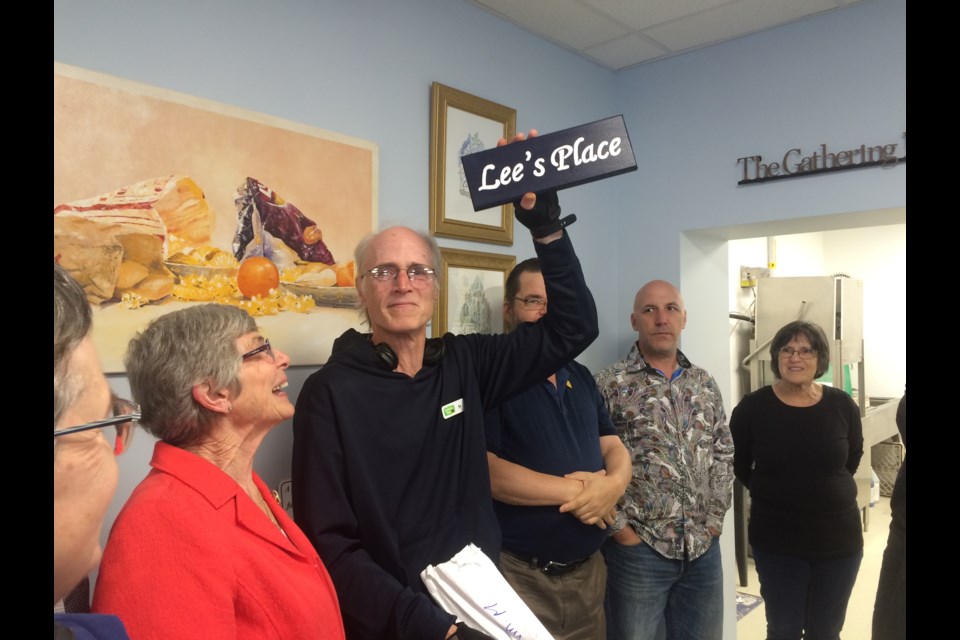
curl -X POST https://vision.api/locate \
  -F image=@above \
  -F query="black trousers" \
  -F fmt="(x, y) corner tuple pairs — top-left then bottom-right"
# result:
(872, 524), (906, 640)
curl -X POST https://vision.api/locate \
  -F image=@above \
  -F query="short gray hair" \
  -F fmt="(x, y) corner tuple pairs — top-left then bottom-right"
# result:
(353, 227), (442, 326)
(54, 263), (93, 426)
(124, 304), (256, 447)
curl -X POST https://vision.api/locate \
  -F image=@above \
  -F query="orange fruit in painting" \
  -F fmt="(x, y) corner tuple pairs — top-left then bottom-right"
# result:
(336, 261), (356, 287)
(237, 256), (280, 298)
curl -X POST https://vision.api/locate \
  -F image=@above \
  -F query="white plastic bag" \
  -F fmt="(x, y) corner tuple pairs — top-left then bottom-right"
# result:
(421, 544), (555, 640)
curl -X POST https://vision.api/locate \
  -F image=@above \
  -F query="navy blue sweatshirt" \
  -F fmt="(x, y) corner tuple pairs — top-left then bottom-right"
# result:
(292, 232), (598, 640)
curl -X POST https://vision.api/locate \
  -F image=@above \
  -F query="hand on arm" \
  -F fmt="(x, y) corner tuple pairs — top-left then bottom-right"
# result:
(487, 452), (582, 506)
(559, 436), (631, 529)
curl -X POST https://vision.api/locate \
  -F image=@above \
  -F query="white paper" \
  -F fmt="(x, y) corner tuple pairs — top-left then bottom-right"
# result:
(421, 543), (555, 640)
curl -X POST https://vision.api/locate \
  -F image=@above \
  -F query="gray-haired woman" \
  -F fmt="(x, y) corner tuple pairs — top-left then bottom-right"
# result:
(730, 320), (864, 640)
(92, 304), (345, 640)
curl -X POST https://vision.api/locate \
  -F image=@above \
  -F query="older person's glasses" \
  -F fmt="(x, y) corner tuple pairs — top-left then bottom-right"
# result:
(53, 396), (139, 456)
(514, 296), (547, 310)
(363, 264), (436, 289)
(241, 339), (276, 363)
(779, 346), (817, 360)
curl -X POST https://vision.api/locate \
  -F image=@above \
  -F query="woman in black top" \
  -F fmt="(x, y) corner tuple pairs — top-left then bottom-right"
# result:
(730, 321), (863, 640)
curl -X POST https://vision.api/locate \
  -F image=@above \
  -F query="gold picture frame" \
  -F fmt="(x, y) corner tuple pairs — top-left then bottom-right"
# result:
(432, 247), (516, 336)
(429, 82), (516, 245)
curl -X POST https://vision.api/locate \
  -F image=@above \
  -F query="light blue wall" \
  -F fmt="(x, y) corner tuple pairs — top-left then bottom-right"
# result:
(53, 0), (622, 367)
(611, 0), (906, 356)
(56, 0), (905, 630)
(55, 0), (628, 595)
(54, 0), (906, 373)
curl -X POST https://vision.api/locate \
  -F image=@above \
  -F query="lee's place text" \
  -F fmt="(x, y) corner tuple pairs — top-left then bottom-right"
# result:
(461, 115), (637, 211)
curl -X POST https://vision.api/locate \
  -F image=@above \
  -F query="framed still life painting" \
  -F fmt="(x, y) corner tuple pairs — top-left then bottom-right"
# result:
(54, 62), (378, 371)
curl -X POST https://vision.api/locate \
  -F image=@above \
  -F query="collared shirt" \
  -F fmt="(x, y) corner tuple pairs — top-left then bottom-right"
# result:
(485, 361), (617, 562)
(595, 343), (734, 561)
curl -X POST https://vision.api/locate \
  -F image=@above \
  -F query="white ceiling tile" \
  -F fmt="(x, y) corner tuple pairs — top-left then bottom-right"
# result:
(582, 0), (736, 30)
(472, 0), (629, 49)
(583, 33), (671, 70)
(643, 0), (846, 52)
(467, 0), (863, 70)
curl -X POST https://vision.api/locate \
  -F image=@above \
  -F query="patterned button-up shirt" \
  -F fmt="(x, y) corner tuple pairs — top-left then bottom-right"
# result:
(595, 343), (734, 561)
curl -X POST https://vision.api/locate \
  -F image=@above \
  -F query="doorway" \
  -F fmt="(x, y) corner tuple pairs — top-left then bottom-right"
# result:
(680, 206), (905, 640)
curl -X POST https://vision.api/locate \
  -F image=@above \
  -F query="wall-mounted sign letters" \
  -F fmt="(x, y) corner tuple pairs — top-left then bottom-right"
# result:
(737, 132), (906, 185)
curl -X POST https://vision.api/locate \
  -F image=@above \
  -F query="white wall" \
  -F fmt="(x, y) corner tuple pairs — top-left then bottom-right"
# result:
(823, 224), (906, 398)
(612, 0), (905, 354)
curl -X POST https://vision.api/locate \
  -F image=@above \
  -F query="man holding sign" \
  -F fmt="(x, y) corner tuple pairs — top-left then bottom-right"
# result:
(293, 132), (599, 640)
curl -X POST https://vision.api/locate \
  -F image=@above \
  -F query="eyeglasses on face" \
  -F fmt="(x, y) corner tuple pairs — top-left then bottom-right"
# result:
(241, 339), (275, 363)
(363, 264), (436, 288)
(778, 346), (817, 360)
(514, 296), (547, 310)
(53, 396), (139, 456)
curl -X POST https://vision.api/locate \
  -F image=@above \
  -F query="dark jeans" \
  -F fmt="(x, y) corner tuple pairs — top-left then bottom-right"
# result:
(752, 546), (862, 640)
(602, 538), (722, 640)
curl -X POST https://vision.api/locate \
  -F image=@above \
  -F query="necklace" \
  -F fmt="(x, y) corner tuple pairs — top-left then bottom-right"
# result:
(249, 486), (283, 531)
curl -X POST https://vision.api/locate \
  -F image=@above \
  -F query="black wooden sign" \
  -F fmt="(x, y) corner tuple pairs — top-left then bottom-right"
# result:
(460, 115), (637, 211)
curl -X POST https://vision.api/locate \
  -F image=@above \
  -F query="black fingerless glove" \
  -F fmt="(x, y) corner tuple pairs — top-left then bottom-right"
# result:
(450, 622), (496, 640)
(513, 190), (577, 239)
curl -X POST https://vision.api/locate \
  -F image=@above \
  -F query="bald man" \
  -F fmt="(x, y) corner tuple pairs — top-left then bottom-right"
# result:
(595, 280), (734, 640)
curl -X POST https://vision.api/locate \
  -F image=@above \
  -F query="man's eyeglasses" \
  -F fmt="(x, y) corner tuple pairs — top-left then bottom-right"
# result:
(241, 339), (276, 363)
(514, 296), (547, 310)
(53, 397), (139, 456)
(363, 265), (436, 289)
(778, 346), (817, 360)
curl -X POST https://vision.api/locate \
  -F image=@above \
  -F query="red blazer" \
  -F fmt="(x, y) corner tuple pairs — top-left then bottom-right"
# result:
(93, 441), (345, 640)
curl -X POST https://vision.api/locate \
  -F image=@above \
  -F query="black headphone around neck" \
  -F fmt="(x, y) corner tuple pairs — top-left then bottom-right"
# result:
(371, 336), (445, 371)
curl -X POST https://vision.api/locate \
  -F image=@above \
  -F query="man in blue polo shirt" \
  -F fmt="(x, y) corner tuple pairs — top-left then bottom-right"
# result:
(485, 258), (631, 639)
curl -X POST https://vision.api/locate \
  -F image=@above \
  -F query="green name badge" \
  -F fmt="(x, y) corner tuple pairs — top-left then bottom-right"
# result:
(441, 398), (464, 420)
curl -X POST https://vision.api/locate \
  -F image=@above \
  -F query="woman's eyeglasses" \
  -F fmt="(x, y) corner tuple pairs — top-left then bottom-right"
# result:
(241, 339), (275, 363)
(778, 346), (817, 360)
(53, 397), (139, 455)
